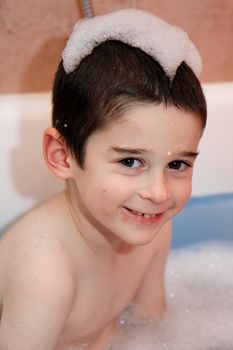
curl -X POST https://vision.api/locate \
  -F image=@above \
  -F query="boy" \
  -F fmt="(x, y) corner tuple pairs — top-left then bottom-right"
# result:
(0, 9), (206, 350)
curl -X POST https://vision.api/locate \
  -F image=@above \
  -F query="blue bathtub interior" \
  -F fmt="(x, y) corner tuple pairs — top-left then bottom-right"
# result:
(172, 193), (233, 248)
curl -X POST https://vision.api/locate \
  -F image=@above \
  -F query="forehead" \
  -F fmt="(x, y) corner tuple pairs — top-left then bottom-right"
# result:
(90, 103), (203, 149)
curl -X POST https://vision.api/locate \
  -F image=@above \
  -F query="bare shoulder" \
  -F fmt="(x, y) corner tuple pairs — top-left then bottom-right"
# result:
(0, 191), (75, 306)
(1, 191), (68, 253)
(0, 193), (76, 349)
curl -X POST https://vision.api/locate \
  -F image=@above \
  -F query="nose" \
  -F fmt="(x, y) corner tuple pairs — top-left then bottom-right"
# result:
(138, 171), (169, 204)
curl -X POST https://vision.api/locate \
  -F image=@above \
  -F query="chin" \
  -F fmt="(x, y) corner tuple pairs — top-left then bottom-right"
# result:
(120, 229), (160, 246)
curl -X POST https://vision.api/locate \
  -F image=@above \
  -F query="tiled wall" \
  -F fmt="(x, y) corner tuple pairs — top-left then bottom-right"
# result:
(1, 0), (233, 93)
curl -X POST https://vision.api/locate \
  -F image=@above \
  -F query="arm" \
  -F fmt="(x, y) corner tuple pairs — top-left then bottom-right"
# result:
(133, 220), (172, 317)
(0, 250), (75, 350)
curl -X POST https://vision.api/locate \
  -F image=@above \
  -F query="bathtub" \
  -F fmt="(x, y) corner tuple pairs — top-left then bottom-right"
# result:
(1, 83), (233, 246)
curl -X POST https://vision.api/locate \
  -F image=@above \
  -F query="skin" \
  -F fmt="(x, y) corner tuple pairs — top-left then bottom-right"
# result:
(0, 103), (203, 350)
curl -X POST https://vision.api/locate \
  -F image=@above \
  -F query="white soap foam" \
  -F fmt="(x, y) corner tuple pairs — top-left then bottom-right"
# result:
(107, 242), (233, 350)
(62, 9), (202, 79)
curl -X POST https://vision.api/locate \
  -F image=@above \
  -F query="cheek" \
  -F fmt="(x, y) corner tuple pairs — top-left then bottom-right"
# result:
(182, 186), (192, 204)
(173, 179), (192, 207)
(98, 176), (131, 197)
(86, 181), (118, 208)
(95, 179), (132, 211)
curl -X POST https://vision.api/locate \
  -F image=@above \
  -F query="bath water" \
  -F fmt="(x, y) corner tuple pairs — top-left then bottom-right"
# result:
(107, 242), (233, 350)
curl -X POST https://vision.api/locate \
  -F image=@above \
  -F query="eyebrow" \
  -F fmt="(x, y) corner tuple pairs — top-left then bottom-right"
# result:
(109, 146), (148, 155)
(110, 146), (199, 159)
(177, 151), (199, 159)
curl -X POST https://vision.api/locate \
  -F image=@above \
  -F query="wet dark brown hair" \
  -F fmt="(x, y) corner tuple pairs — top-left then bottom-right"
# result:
(52, 40), (207, 167)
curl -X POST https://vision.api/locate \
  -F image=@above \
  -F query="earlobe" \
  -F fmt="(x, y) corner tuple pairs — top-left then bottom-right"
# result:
(43, 127), (73, 179)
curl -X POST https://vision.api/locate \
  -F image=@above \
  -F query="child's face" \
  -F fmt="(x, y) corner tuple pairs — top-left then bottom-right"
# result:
(69, 103), (203, 247)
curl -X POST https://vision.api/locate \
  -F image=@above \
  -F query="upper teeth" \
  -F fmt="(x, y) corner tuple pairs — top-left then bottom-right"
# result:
(132, 210), (156, 218)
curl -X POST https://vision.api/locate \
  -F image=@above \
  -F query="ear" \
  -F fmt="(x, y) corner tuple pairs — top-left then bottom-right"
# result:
(43, 127), (73, 180)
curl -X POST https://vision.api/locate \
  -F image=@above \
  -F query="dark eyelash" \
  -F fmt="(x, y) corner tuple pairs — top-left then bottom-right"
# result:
(183, 161), (193, 167)
(119, 157), (143, 167)
(168, 160), (193, 170)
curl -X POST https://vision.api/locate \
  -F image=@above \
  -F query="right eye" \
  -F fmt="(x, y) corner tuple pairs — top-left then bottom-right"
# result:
(119, 158), (142, 168)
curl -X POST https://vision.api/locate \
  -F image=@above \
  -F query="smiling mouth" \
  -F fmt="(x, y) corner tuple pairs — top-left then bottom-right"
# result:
(123, 207), (163, 223)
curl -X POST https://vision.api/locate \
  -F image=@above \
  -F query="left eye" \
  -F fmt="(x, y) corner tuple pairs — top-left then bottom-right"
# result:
(120, 158), (142, 168)
(168, 160), (189, 170)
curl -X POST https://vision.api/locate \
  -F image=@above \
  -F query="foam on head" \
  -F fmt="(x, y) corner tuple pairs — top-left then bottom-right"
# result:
(62, 9), (202, 80)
